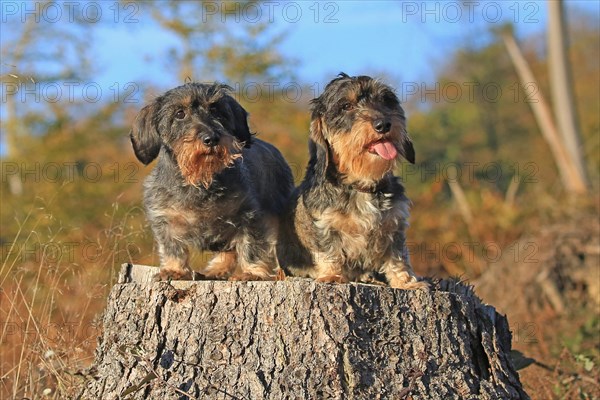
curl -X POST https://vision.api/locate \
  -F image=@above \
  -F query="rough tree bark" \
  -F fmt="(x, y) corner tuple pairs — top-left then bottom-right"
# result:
(78, 264), (529, 399)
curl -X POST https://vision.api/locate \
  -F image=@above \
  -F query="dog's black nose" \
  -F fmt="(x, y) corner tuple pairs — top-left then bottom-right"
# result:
(373, 118), (392, 134)
(201, 133), (219, 147)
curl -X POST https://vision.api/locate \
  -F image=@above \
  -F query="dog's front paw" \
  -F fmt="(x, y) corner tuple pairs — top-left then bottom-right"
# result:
(203, 251), (236, 279)
(153, 267), (194, 282)
(389, 275), (430, 290)
(316, 274), (349, 284)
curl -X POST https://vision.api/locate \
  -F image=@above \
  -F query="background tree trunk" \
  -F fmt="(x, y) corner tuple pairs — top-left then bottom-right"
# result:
(547, 0), (589, 187)
(77, 264), (529, 399)
(500, 29), (587, 195)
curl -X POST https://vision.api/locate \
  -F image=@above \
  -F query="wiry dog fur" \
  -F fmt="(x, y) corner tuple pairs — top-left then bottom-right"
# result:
(131, 82), (294, 281)
(278, 73), (428, 289)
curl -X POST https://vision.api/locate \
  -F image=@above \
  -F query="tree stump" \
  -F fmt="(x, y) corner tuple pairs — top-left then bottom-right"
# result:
(78, 264), (529, 399)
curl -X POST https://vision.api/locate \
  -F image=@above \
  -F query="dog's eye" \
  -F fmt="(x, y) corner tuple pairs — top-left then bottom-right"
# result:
(341, 102), (354, 111)
(175, 110), (186, 120)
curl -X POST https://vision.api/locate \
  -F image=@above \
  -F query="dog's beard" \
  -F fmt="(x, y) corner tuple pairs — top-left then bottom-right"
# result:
(174, 134), (243, 188)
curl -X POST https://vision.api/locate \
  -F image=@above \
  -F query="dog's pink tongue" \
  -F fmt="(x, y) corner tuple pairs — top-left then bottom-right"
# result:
(371, 141), (398, 160)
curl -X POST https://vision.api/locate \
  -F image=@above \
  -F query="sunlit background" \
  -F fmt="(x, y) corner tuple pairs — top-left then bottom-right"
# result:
(1, 1), (599, 398)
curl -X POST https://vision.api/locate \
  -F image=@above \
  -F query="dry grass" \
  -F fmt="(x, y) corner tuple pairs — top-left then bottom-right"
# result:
(0, 201), (152, 399)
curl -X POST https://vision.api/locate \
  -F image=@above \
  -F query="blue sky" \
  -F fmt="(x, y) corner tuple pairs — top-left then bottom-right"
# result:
(1, 0), (599, 105)
(88, 0), (599, 91)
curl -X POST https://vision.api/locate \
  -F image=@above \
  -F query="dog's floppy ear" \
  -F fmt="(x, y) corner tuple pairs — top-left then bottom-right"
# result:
(130, 101), (161, 165)
(308, 97), (330, 174)
(401, 134), (416, 164)
(308, 100), (330, 176)
(228, 98), (253, 148)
